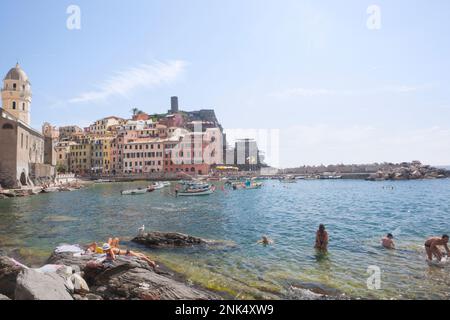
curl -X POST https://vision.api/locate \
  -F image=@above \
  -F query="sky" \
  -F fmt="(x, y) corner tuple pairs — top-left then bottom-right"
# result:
(1, 0), (450, 168)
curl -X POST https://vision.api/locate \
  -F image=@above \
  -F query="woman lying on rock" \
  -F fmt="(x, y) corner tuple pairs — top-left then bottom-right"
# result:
(101, 241), (158, 269)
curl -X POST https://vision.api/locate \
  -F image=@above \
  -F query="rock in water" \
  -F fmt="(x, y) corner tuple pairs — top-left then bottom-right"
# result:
(132, 231), (230, 248)
(0, 293), (10, 300)
(15, 269), (73, 300)
(0, 256), (25, 299)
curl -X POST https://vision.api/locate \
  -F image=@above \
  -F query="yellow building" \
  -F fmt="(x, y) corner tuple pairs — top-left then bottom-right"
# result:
(69, 137), (91, 175)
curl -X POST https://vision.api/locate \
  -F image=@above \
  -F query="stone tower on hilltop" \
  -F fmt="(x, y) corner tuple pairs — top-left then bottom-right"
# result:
(1, 63), (32, 125)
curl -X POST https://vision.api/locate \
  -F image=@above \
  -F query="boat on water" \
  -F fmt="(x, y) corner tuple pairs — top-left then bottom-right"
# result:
(244, 182), (263, 189)
(41, 187), (60, 193)
(279, 175), (296, 183)
(121, 188), (149, 195)
(176, 183), (215, 196)
(94, 179), (113, 183)
(149, 182), (165, 190)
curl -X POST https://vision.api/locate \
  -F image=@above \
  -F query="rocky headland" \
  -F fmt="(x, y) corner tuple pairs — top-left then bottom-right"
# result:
(366, 161), (450, 181)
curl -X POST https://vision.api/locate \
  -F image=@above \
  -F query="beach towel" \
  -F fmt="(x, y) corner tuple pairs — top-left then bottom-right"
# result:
(55, 244), (84, 254)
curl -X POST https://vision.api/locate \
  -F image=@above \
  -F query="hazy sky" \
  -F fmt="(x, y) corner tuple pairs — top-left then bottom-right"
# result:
(1, 0), (449, 167)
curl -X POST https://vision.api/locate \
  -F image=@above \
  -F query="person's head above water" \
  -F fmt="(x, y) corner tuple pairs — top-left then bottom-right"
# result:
(442, 234), (449, 242)
(387, 233), (394, 239)
(318, 224), (325, 232)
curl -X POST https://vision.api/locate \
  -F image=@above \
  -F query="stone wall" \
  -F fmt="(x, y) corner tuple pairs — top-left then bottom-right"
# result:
(0, 118), (18, 188)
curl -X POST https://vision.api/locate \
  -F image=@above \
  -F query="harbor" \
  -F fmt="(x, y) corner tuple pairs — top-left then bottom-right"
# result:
(1, 178), (450, 300)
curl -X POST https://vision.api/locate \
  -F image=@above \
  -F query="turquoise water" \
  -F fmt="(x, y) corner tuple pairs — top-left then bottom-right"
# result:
(1, 179), (450, 299)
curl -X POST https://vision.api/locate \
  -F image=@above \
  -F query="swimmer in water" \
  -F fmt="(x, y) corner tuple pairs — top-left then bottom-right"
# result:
(424, 235), (450, 262)
(257, 236), (273, 246)
(381, 233), (395, 249)
(315, 224), (329, 252)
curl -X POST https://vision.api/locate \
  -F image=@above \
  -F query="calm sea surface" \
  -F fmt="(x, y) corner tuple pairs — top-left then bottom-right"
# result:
(1, 179), (450, 299)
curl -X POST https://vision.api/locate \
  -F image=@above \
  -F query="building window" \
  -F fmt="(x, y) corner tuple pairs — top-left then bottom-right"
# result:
(2, 123), (13, 129)
(22, 103), (26, 111)
(12, 101), (16, 110)
(13, 83), (17, 90)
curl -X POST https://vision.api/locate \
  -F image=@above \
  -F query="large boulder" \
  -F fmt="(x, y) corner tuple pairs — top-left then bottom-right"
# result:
(0, 256), (25, 299)
(132, 232), (232, 248)
(15, 269), (73, 300)
(0, 293), (10, 300)
(48, 252), (220, 300)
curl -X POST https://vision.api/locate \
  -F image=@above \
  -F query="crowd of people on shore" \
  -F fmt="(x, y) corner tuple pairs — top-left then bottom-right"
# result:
(258, 224), (450, 264)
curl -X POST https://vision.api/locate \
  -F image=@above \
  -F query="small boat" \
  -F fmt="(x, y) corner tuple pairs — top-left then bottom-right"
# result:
(161, 181), (171, 187)
(42, 187), (60, 193)
(94, 179), (113, 183)
(244, 182), (263, 189)
(176, 182), (215, 196)
(177, 186), (215, 196)
(149, 182), (165, 190)
(121, 188), (148, 195)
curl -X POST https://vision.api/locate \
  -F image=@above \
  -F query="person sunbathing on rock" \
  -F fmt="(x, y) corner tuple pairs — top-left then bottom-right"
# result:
(102, 243), (116, 262)
(105, 239), (157, 269)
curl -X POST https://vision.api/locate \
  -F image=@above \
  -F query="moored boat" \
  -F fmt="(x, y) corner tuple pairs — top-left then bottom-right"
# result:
(121, 188), (148, 195)
(42, 187), (60, 193)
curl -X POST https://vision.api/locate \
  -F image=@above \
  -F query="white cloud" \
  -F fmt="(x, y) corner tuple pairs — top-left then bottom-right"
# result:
(69, 60), (187, 103)
(271, 84), (433, 99)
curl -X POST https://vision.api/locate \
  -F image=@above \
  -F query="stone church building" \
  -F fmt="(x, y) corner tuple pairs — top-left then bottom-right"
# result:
(0, 63), (56, 189)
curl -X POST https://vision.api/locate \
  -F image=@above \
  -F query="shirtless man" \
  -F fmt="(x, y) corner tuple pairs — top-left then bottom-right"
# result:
(381, 233), (395, 249)
(424, 235), (450, 262)
(315, 224), (329, 251)
(257, 236), (273, 246)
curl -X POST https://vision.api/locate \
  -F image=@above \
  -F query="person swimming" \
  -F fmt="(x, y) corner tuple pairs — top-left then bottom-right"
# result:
(257, 235), (273, 246)
(424, 235), (450, 262)
(381, 233), (395, 249)
(315, 224), (329, 251)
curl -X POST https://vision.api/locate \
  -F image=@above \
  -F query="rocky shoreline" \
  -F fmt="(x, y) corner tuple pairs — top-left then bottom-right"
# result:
(366, 161), (450, 181)
(0, 244), (223, 300)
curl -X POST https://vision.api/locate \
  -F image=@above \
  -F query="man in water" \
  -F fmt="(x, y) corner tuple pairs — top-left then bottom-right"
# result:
(315, 224), (329, 251)
(257, 236), (273, 246)
(381, 233), (395, 249)
(425, 235), (450, 262)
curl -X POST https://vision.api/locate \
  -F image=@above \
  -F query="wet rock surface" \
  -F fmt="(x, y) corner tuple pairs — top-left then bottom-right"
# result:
(132, 231), (234, 248)
(48, 251), (221, 300)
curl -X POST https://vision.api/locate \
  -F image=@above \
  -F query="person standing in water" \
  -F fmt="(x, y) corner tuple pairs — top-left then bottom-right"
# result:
(315, 224), (329, 251)
(424, 235), (450, 262)
(381, 233), (395, 249)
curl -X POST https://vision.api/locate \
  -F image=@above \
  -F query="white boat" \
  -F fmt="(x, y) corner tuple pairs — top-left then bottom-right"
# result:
(121, 188), (148, 195)
(244, 182), (263, 189)
(42, 187), (60, 193)
(94, 179), (113, 183)
(177, 187), (215, 196)
(161, 181), (171, 187)
(150, 182), (165, 190)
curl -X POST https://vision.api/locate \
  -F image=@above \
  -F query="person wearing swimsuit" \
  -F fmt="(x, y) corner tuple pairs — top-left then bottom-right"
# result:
(424, 235), (449, 262)
(315, 224), (329, 252)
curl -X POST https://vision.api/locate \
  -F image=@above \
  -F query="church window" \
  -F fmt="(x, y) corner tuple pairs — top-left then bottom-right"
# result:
(12, 101), (16, 109)
(21, 133), (24, 148)
(13, 83), (17, 90)
(22, 103), (26, 111)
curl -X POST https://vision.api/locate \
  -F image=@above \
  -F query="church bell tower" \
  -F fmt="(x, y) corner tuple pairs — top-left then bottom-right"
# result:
(1, 63), (32, 125)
